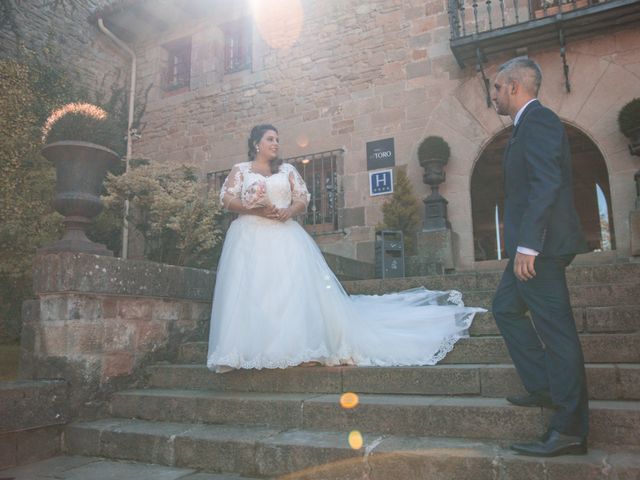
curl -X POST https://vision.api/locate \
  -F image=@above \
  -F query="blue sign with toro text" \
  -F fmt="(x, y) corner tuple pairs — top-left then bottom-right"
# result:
(369, 169), (393, 196)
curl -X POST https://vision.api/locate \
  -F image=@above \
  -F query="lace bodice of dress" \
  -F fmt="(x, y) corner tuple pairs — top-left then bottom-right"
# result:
(220, 161), (310, 211)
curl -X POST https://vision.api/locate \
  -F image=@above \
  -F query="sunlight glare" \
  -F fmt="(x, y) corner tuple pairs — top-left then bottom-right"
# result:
(251, 0), (304, 49)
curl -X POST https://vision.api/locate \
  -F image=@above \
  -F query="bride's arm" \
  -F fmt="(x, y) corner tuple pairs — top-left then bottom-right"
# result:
(225, 197), (277, 217)
(276, 165), (310, 222)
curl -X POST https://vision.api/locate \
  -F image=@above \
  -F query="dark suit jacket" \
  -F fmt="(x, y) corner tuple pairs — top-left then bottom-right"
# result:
(502, 100), (588, 259)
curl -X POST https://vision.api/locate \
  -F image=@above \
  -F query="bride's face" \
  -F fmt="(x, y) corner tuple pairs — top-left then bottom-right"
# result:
(256, 130), (279, 160)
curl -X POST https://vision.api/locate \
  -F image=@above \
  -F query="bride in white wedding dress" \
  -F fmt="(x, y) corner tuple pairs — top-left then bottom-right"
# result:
(207, 124), (485, 372)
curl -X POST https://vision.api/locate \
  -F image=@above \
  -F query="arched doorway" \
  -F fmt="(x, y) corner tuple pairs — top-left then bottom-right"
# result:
(471, 124), (615, 261)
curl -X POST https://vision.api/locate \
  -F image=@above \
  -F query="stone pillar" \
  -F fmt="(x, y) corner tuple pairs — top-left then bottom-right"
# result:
(414, 228), (455, 273)
(416, 157), (455, 272)
(20, 252), (215, 417)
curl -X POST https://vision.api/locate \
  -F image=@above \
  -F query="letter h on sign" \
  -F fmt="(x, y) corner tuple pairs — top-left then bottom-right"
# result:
(369, 169), (394, 196)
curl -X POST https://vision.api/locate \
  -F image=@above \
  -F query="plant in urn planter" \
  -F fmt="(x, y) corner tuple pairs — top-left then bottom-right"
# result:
(417, 136), (451, 230)
(40, 103), (121, 256)
(618, 97), (640, 157)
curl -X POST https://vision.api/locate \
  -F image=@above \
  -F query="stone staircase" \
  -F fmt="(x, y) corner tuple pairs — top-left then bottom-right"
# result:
(59, 262), (640, 478)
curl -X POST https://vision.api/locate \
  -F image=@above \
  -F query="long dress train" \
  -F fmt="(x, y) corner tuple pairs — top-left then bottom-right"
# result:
(207, 161), (485, 371)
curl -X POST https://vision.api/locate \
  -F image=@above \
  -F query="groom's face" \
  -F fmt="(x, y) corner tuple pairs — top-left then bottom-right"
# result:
(491, 72), (513, 117)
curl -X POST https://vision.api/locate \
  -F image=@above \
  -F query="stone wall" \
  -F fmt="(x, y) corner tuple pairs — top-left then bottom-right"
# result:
(123, 0), (640, 268)
(127, 0), (463, 263)
(0, 0), (128, 95)
(7, 0), (637, 270)
(20, 252), (214, 418)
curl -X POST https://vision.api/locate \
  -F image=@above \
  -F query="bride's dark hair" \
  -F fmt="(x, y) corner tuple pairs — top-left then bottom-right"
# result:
(248, 124), (282, 174)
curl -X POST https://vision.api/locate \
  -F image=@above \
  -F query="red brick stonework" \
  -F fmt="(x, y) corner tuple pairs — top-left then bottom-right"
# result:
(20, 252), (214, 418)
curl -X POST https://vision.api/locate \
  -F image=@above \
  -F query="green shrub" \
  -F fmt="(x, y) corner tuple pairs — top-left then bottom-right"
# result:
(418, 136), (450, 167)
(0, 59), (65, 343)
(381, 166), (421, 255)
(103, 163), (228, 268)
(618, 98), (640, 139)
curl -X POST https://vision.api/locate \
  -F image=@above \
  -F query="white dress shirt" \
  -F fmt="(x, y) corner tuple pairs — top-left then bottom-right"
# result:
(514, 99), (539, 257)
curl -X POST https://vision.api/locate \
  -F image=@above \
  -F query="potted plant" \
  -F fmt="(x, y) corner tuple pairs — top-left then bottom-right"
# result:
(533, 0), (588, 18)
(40, 102), (121, 256)
(418, 135), (450, 186)
(618, 97), (640, 156)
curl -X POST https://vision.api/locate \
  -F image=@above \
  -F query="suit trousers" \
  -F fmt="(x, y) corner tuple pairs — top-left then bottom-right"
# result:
(492, 256), (589, 438)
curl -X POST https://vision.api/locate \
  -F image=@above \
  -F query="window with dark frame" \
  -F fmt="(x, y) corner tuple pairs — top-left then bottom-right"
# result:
(163, 37), (191, 91)
(223, 18), (252, 74)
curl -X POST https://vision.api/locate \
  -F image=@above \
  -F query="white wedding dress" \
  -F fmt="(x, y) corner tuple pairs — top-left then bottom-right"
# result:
(207, 161), (485, 371)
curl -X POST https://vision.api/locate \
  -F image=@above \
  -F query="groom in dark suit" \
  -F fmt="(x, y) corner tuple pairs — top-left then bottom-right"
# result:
(491, 57), (590, 457)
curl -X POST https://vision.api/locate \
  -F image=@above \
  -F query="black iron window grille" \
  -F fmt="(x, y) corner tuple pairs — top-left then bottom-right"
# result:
(286, 149), (343, 235)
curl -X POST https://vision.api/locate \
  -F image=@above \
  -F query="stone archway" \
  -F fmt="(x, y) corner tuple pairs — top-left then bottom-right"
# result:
(470, 124), (615, 261)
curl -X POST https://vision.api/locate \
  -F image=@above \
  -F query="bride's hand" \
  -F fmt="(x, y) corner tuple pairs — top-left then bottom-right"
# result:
(275, 207), (292, 222)
(256, 204), (278, 219)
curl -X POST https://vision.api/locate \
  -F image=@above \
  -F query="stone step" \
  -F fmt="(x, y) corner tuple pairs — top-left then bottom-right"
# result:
(470, 305), (640, 336)
(0, 380), (68, 433)
(65, 418), (640, 479)
(343, 262), (640, 295)
(109, 389), (640, 446)
(179, 332), (640, 365)
(443, 333), (640, 364)
(146, 363), (640, 400)
(0, 380), (68, 470)
(0, 455), (259, 480)
(457, 283), (640, 311)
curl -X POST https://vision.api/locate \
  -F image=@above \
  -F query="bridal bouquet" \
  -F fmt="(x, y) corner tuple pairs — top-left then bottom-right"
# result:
(242, 180), (270, 209)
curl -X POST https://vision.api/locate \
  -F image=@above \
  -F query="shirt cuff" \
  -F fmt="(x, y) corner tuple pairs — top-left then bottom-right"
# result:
(517, 246), (539, 256)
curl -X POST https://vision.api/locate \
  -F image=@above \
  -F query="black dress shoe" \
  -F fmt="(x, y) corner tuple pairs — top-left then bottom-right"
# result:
(511, 430), (587, 457)
(506, 392), (554, 409)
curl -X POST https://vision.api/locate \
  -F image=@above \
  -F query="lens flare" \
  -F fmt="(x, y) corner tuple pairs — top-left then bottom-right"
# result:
(348, 430), (363, 450)
(251, 0), (304, 49)
(296, 133), (309, 148)
(340, 392), (359, 409)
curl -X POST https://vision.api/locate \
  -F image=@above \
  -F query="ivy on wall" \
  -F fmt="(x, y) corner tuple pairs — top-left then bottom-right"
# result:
(0, 45), (146, 343)
(0, 58), (67, 343)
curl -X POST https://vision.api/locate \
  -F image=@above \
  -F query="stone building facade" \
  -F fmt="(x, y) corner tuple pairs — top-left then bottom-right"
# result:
(81, 0), (640, 269)
(0, 0), (128, 96)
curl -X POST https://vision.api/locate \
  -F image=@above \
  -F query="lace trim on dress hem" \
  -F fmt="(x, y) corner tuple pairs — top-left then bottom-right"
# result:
(351, 333), (463, 367)
(207, 346), (353, 371)
(207, 313), (477, 371)
(447, 290), (463, 306)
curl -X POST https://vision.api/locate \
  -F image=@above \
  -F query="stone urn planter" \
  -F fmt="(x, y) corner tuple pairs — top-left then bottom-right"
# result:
(418, 136), (451, 231)
(40, 140), (118, 256)
(626, 127), (640, 157)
